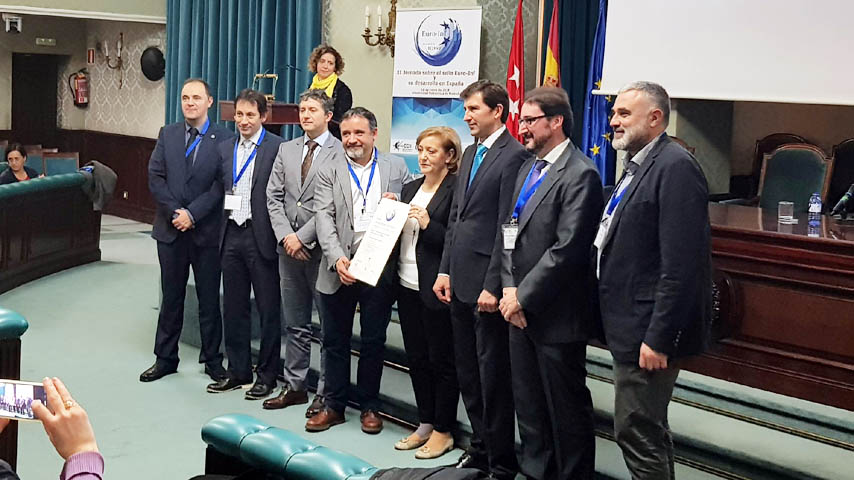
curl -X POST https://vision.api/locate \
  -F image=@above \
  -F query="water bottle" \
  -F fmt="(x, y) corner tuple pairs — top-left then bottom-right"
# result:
(808, 192), (822, 227)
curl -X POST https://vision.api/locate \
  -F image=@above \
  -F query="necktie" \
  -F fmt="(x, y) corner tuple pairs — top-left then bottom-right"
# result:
(523, 159), (548, 193)
(468, 144), (488, 187)
(302, 139), (319, 185)
(185, 127), (199, 167)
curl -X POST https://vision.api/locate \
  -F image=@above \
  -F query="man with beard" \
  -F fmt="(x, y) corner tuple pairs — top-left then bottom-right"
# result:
(498, 87), (602, 479)
(307, 107), (411, 434)
(595, 81), (711, 479)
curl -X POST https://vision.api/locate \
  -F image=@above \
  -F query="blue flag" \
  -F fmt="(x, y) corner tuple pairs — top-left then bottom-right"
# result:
(581, 0), (616, 186)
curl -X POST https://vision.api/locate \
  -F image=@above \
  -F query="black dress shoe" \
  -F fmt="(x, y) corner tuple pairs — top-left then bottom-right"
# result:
(204, 364), (227, 382)
(305, 395), (324, 418)
(445, 451), (489, 471)
(245, 382), (275, 400)
(206, 377), (252, 393)
(139, 362), (177, 383)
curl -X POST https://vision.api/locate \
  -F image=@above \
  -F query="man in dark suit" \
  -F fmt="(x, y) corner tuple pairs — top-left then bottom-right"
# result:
(596, 81), (712, 479)
(432, 80), (529, 479)
(142, 78), (234, 383)
(307, 107), (411, 434)
(264, 90), (344, 416)
(206, 89), (285, 400)
(498, 87), (603, 480)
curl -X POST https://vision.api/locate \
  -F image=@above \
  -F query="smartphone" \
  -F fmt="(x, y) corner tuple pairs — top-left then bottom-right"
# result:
(0, 379), (47, 421)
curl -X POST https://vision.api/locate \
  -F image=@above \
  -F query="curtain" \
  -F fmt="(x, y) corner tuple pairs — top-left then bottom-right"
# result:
(540, 0), (601, 145)
(165, 0), (321, 137)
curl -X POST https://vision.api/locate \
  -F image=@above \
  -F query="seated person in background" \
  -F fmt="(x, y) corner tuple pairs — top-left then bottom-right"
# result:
(0, 377), (103, 480)
(0, 144), (39, 185)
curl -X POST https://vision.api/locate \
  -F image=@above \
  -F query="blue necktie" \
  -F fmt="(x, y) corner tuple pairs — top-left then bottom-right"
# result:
(468, 144), (488, 186)
(523, 159), (548, 193)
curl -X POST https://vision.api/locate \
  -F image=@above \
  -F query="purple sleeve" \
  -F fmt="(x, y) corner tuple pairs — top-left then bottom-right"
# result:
(60, 452), (104, 480)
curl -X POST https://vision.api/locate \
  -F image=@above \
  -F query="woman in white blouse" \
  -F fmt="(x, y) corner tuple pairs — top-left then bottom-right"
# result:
(392, 127), (461, 459)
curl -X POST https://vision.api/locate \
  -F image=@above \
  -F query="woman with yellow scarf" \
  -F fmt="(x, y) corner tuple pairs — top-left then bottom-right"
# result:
(308, 44), (352, 140)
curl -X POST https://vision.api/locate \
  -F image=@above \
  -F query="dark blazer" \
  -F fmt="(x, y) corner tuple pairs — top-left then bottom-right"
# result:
(393, 173), (456, 310)
(218, 130), (286, 261)
(439, 128), (530, 303)
(148, 120), (235, 247)
(596, 135), (712, 362)
(329, 80), (353, 140)
(500, 144), (603, 344)
(0, 166), (38, 185)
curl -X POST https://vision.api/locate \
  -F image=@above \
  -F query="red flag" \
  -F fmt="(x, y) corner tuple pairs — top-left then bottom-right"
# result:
(543, 0), (561, 87)
(506, 0), (525, 141)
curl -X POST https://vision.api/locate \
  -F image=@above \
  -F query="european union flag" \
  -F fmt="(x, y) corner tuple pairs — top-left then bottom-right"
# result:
(581, 0), (616, 186)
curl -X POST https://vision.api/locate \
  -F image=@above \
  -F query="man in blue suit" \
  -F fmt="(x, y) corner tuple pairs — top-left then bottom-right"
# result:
(206, 89), (285, 400)
(141, 78), (234, 383)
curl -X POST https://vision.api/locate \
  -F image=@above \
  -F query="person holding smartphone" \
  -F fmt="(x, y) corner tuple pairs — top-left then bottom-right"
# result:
(0, 377), (103, 480)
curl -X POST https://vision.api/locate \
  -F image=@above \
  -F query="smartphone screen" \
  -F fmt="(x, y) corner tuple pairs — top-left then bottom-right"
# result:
(0, 380), (47, 421)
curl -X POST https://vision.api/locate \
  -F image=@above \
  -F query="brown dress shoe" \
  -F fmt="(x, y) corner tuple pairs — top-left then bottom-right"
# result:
(360, 410), (383, 434)
(263, 387), (308, 410)
(305, 408), (345, 432)
(305, 395), (324, 418)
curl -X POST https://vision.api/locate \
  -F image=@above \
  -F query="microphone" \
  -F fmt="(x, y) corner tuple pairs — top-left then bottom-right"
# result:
(831, 183), (854, 215)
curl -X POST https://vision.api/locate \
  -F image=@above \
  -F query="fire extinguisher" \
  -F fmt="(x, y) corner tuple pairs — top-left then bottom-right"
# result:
(68, 68), (89, 108)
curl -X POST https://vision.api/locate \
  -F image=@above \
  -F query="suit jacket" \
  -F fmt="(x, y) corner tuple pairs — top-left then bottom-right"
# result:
(392, 173), (456, 311)
(500, 144), (603, 344)
(217, 129), (285, 261)
(439, 128), (530, 303)
(266, 134), (346, 254)
(148, 120), (235, 246)
(314, 151), (411, 295)
(596, 135), (712, 362)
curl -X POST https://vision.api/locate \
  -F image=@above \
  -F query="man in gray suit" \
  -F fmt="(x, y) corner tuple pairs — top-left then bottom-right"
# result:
(264, 90), (343, 416)
(305, 107), (410, 434)
(498, 87), (603, 480)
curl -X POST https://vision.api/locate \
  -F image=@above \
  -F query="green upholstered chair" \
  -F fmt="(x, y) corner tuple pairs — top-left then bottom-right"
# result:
(0, 307), (29, 471)
(43, 152), (80, 176)
(830, 139), (854, 210)
(0, 162), (7, 172)
(202, 414), (378, 479)
(757, 144), (833, 213)
(22, 145), (43, 176)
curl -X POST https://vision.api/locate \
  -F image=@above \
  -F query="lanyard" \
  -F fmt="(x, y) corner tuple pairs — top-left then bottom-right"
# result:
(347, 148), (378, 213)
(606, 176), (631, 215)
(185, 118), (210, 158)
(232, 128), (266, 186)
(511, 162), (549, 221)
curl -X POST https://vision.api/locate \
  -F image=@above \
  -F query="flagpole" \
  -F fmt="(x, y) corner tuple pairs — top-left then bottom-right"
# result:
(536, 0), (545, 86)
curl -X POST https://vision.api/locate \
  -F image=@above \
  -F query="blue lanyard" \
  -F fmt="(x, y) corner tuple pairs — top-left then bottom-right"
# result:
(512, 162), (549, 221)
(347, 148), (378, 213)
(606, 177), (630, 215)
(232, 128), (266, 186)
(185, 118), (210, 158)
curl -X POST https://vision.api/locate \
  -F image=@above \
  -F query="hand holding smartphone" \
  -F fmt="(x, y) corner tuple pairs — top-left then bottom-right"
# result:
(0, 379), (47, 421)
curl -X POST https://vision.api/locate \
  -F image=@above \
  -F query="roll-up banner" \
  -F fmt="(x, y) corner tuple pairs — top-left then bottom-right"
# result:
(390, 7), (482, 173)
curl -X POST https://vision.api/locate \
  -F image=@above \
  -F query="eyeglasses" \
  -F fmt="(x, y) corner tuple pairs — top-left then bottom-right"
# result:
(518, 115), (548, 127)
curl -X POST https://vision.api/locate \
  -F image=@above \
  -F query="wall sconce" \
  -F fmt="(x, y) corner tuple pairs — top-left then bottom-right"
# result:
(362, 0), (396, 56)
(96, 32), (124, 88)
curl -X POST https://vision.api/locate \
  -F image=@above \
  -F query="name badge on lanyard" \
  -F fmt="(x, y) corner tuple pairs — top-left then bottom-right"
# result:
(185, 118), (210, 158)
(503, 162), (548, 250)
(349, 148), (378, 232)
(224, 129), (266, 211)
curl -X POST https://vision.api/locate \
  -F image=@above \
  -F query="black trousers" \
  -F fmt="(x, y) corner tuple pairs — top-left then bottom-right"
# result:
(221, 221), (281, 385)
(510, 329), (594, 479)
(396, 286), (459, 433)
(318, 281), (395, 413)
(613, 361), (680, 480)
(154, 234), (223, 367)
(450, 297), (518, 479)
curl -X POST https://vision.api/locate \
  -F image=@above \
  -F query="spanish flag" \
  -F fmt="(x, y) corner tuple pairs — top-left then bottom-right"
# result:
(542, 1), (560, 87)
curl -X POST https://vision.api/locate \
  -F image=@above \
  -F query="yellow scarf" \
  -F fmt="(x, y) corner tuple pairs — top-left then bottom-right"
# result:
(310, 73), (338, 99)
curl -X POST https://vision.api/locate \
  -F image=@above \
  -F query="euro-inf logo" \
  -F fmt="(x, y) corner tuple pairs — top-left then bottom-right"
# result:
(414, 15), (462, 67)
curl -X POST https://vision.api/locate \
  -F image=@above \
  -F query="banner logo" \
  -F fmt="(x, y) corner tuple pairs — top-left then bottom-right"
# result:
(414, 16), (463, 66)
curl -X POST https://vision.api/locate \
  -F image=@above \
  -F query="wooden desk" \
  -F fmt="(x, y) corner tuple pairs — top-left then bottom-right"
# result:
(219, 101), (299, 136)
(685, 203), (854, 409)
